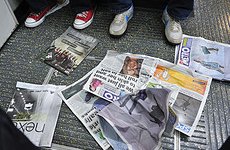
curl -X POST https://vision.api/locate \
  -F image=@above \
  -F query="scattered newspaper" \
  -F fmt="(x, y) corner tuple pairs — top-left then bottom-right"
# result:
(83, 50), (157, 102)
(175, 34), (230, 81)
(97, 88), (174, 150)
(41, 26), (99, 75)
(58, 71), (111, 150)
(6, 82), (64, 147)
(146, 77), (180, 107)
(83, 50), (212, 136)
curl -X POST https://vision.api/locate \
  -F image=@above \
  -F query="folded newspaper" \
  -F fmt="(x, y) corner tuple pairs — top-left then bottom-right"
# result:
(58, 71), (111, 150)
(175, 34), (230, 81)
(83, 50), (212, 136)
(41, 26), (99, 75)
(6, 82), (64, 147)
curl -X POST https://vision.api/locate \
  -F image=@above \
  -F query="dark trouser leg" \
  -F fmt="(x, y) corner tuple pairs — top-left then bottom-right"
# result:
(25, 0), (56, 13)
(106, 0), (133, 14)
(166, 0), (194, 20)
(69, 0), (95, 14)
(0, 108), (40, 150)
(219, 137), (230, 150)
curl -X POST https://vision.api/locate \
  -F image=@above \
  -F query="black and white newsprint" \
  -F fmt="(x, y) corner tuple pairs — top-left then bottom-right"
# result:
(6, 82), (64, 148)
(58, 71), (111, 150)
(83, 50), (212, 136)
(175, 34), (230, 81)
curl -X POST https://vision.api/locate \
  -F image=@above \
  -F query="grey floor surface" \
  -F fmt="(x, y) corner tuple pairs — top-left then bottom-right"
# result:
(0, 0), (230, 149)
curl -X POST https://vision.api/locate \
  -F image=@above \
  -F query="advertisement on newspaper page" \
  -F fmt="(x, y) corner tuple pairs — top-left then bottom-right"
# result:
(175, 34), (230, 81)
(152, 58), (212, 136)
(145, 75), (209, 136)
(41, 26), (99, 75)
(6, 82), (64, 147)
(83, 50), (212, 136)
(145, 77), (180, 107)
(58, 71), (110, 150)
(145, 78), (180, 135)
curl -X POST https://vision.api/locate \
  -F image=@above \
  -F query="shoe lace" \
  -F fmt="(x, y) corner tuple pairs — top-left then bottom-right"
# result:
(114, 14), (125, 24)
(30, 12), (40, 17)
(29, 7), (50, 17)
(77, 11), (89, 18)
(170, 19), (181, 32)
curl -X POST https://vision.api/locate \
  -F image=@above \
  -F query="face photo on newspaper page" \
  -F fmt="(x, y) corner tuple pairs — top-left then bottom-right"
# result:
(120, 56), (143, 78)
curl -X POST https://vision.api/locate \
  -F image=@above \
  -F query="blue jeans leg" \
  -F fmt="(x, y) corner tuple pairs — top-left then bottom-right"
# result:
(166, 0), (194, 20)
(106, 0), (133, 14)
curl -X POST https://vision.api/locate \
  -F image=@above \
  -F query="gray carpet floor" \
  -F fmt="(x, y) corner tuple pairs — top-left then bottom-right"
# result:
(0, 0), (229, 149)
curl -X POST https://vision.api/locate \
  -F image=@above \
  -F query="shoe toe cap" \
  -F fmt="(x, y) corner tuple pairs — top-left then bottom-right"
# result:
(166, 33), (182, 44)
(110, 23), (124, 32)
(74, 19), (85, 25)
(25, 17), (36, 23)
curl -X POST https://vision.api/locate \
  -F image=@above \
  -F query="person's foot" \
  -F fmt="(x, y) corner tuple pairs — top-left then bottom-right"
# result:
(162, 9), (182, 44)
(25, 0), (69, 28)
(109, 5), (133, 37)
(73, 9), (95, 30)
(48, 0), (69, 15)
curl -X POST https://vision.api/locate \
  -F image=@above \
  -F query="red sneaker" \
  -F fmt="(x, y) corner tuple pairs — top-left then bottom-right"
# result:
(25, 6), (53, 28)
(25, 0), (69, 28)
(73, 9), (95, 29)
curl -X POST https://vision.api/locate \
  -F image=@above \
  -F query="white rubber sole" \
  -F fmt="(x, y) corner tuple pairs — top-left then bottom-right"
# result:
(25, 17), (46, 28)
(73, 14), (94, 30)
(165, 30), (182, 44)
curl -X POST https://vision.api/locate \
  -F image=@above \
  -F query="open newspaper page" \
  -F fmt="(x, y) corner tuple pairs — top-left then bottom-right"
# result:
(42, 26), (99, 75)
(83, 50), (158, 102)
(6, 82), (64, 147)
(175, 34), (230, 81)
(145, 77), (180, 107)
(151, 59), (212, 136)
(140, 77), (180, 135)
(83, 50), (212, 136)
(58, 71), (111, 150)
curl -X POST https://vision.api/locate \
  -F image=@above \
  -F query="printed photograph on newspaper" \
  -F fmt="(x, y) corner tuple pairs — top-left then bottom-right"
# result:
(152, 59), (212, 136)
(146, 77), (180, 107)
(58, 71), (111, 150)
(175, 34), (230, 81)
(153, 64), (208, 95)
(145, 78), (179, 135)
(145, 77), (204, 136)
(6, 82), (64, 148)
(83, 50), (212, 136)
(172, 92), (201, 135)
(83, 50), (158, 102)
(83, 66), (139, 102)
(41, 26), (99, 75)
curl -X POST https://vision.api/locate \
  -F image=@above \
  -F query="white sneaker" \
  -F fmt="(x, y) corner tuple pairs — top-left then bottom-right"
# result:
(162, 9), (182, 44)
(109, 5), (133, 37)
